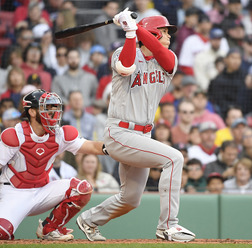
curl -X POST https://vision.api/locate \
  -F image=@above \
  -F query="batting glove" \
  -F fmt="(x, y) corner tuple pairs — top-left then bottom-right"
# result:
(113, 8), (137, 38)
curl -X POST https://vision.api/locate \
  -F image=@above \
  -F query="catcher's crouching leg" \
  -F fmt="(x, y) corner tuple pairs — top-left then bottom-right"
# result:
(37, 178), (93, 240)
(0, 218), (14, 240)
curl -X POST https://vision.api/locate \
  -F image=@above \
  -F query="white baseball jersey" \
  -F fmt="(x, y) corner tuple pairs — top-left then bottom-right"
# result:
(108, 47), (178, 125)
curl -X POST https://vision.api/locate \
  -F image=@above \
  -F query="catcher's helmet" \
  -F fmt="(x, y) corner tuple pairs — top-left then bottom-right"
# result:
(138, 16), (177, 40)
(21, 89), (63, 134)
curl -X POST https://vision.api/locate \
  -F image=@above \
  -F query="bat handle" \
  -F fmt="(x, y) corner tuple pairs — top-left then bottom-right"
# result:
(131, 12), (138, 19)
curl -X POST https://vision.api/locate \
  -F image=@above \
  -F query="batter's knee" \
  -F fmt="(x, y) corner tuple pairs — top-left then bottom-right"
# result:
(173, 149), (184, 167)
(119, 192), (142, 209)
(0, 218), (14, 240)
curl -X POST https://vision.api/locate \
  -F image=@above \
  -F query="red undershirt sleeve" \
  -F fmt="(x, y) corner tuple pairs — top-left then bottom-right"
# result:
(136, 25), (175, 73)
(118, 37), (136, 67)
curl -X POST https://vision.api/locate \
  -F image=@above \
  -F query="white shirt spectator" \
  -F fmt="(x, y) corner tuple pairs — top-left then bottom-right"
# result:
(188, 145), (217, 166)
(179, 34), (229, 68)
(49, 160), (77, 181)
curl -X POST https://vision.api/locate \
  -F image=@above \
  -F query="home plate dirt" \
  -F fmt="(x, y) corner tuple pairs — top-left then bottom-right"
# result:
(1, 239), (252, 244)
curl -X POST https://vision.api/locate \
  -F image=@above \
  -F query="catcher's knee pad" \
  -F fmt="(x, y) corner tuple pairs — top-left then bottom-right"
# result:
(0, 218), (14, 240)
(43, 178), (92, 234)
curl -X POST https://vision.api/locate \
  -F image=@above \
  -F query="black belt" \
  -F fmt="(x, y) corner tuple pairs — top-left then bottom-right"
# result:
(3, 182), (11, 185)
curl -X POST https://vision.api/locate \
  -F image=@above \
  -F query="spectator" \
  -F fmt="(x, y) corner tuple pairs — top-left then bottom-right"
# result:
(188, 125), (201, 146)
(221, 0), (243, 35)
(145, 168), (162, 192)
(171, 99), (195, 145)
(1, 108), (21, 130)
(223, 158), (252, 193)
(0, 67), (26, 108)
(208, 48), (248, 118)
(54, 45), (68, 76)
(194, 28), (228, 91)
(44, 0), (65, 23)
(157, 102), (176, 127)
(242, 1), (252, 35)
(206, 172), (224, 194)
(32, 23), (57, 70)
(225, 21), (245, 53)
(54, 0), (77, 48)
(192, 89), (226, 129)
(204, 140), (239, 179)
(181, 165), (189, 193)
(1, 28), (34, 69)
(179, 75), (198, 102)
(178, 13), (212, 75)
(173, 143), (190, 165)
(62, 91), (96, 141)
(82, 45), (107, 77)
(93, 0), (121, 52)
(76, 32), (95, 68)
(16, 1), (51, 30)
(0, 98), (15, 125)
(188, 121), (218, 166)
(132, 0), (162, 22)
(27, 73), (42, 88)
(7, 47), (24, 69)
(52, 49), (98, 107)
(175, 7), (199, 58)
(21, 42), (52, 91)
(207, 0), (226, 25)
(230, 117), (248, 152)
(77, 154), (120, 193)
(240, 127), (252, 161)
(152, 119), (172, 146)
(176, 0), (196, 27)
(96, 41), (123, 98)
(241, 35), (252, 73)
(153, 0), (182, 26)
(185, 158), (207, 192)
(13, 0), (52, 28)
(215, 105), (243, 147)
(160, 70), (185, 105)
(49, 152), (77, 181)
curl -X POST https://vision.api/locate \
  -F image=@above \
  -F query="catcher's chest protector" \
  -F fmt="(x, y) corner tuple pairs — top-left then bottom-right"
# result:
(9, 121), (59, 188)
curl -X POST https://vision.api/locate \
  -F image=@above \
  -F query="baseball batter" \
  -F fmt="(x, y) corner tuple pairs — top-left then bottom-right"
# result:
(0, 89), (107, 240)
(77, 9), (195, 242)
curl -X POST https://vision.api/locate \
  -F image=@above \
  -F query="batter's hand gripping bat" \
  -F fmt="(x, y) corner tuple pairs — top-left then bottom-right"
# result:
(55, 12), (138, 39)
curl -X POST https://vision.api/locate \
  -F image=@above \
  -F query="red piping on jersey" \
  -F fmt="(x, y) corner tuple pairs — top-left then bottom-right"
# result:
(108, 127), (173, 229)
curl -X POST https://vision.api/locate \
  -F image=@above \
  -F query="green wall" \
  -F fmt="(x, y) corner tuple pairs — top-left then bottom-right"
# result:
(14, 193), (252, 240)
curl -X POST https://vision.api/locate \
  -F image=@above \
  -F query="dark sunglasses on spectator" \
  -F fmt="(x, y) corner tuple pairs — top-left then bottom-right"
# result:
(21, 36), (34, 40)
(57, 53), (67, 57)
(180, 110), (194, 114)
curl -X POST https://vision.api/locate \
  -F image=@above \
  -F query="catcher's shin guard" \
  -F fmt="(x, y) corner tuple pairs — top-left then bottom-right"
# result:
(0, 218), (14, 240)
(42, 178), (93, 235)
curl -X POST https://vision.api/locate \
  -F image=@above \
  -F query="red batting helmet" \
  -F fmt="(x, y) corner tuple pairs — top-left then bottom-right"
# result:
(138, 16), (177, 40)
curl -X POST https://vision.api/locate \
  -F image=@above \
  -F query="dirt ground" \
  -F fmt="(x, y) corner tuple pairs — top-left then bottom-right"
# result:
(1, 239), (252, 244)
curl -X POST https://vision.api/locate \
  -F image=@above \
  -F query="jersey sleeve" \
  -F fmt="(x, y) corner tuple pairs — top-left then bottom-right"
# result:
(59, 126), (87, 155)
(0, 139), (19, 167)
(111, 47), (123, 71)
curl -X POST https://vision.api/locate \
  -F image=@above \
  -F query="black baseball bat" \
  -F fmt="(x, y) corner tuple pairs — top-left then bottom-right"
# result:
(55, 12), (138, 39)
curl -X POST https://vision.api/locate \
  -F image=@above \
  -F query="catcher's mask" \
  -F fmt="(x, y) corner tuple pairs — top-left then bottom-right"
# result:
(138, 16), (177, 40)
(22, 89), (63, 134)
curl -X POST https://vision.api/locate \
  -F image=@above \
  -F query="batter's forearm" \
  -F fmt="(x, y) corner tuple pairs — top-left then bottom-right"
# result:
(78, 140), (106, 155)
(118, 37), (136, 67)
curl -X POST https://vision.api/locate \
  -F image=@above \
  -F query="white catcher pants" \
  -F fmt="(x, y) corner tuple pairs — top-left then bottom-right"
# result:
(81, 118), (183, 230)
(0, 179), (70, 232)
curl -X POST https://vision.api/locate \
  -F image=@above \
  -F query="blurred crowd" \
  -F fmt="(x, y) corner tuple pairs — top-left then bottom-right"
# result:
(0, 0), (252, 194)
